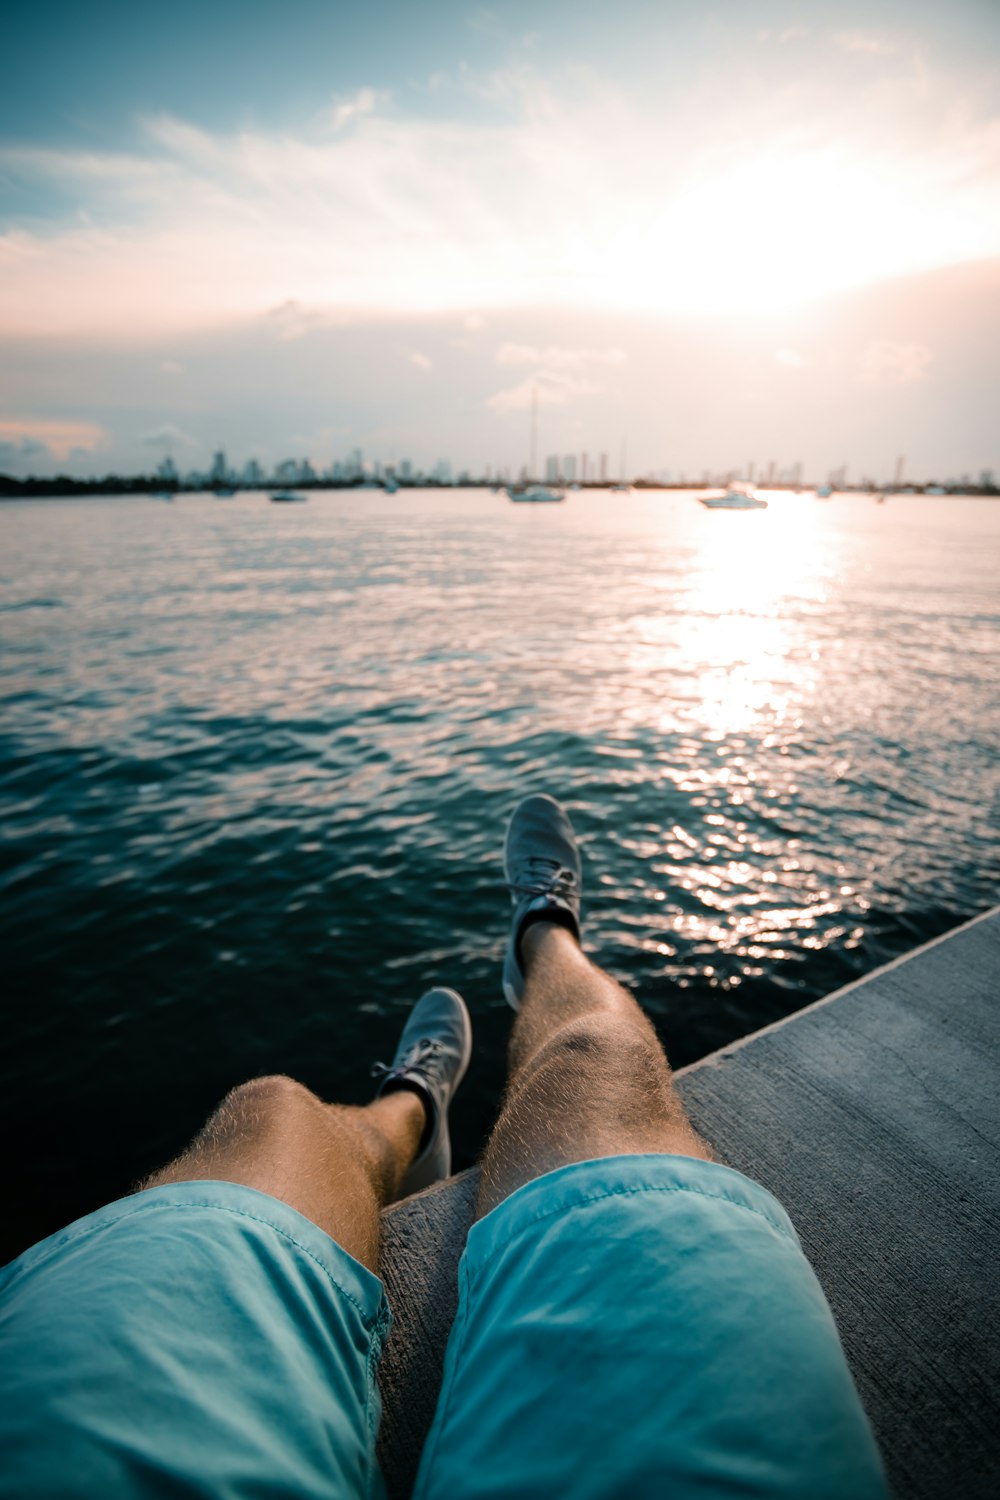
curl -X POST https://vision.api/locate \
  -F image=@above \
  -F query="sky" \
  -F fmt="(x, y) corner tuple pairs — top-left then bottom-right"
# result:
(1, 0), (998, 482)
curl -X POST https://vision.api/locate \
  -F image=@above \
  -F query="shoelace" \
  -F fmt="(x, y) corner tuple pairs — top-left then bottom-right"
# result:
(371, 1036), (443, 1081)
(505, 854), (578, 902)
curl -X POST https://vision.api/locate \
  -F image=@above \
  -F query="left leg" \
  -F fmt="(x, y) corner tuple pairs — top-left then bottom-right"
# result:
(144, 983), (472, 1271)
(145, 1076), (423, 1272)
(0, 988), (471, 1500)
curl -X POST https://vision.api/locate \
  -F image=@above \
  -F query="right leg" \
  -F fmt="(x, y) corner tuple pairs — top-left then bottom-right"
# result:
(478, 922), (711, 1217)
(414, 797), (887, 1500)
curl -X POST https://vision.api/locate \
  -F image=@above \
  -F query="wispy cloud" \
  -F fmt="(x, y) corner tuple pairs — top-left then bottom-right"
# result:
(486, 370), (605, 413)
(488, 342), (626, 411)
(140, 423), (197, 448)
(326, 87), (383, 130)
(409, 351), (433, 371)
(834, 31), (897, 57)
(0, 417), (108, 459)
(858, 340), (932, 384)
(1, 50), (998, 340)
(497, 344), (626, 370)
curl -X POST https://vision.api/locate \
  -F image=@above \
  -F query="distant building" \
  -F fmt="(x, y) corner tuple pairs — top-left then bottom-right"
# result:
(766, 460), (776, 483)
(894, 455), (905, 487)
(155, 457), (178, 483)
(398, 459), (413, 481)
(242, 459), (263, 487)
(209, 450), (228, 485)
(275, 458), (299, 484)
(564, 455), (577, 482)
(980, 469), (994, 488)
(433, 459), (453, 484)
(545, 454), (560, 482)
(599, 452), (608, 484)
(581, 452), (588, 483)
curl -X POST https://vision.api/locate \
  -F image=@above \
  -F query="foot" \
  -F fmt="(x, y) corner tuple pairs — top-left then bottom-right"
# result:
(372, 987), (473, 1196)
(503, 794), (582, 1009)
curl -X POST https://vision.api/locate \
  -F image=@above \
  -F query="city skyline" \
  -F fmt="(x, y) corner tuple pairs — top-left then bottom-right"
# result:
(2, 0), (998, 479)
(4, 438), (995, 496)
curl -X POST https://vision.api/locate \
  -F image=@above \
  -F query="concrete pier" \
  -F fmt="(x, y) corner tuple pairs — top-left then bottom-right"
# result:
(376, 907), (1000, 1499)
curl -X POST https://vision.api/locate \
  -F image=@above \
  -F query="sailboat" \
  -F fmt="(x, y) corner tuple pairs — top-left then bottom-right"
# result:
(609, 438), (631, 491)
(506, 388), (564, 502)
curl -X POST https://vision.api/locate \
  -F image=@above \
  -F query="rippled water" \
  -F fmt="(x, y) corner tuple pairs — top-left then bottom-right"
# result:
(1, 488), (997, 1257)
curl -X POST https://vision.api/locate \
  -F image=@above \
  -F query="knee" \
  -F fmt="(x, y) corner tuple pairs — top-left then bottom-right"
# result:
(220, 1074), (321, 1127)
(519, 1014), (666, 1097)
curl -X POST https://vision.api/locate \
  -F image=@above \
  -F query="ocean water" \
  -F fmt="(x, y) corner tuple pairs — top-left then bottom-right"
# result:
(1, 488), (997, 1258)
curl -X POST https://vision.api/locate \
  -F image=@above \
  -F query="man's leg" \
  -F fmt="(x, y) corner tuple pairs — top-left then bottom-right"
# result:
(145, 1078), (423, 1272)
(478, 922), (711, 1217)
(144, 982), (472, 1271)
(0, 988), (471, 1500)
(414, 798), (887, 1500)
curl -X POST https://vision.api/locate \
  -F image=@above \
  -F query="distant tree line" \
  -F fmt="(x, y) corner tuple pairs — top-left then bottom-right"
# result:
(1, 473), (997, 500)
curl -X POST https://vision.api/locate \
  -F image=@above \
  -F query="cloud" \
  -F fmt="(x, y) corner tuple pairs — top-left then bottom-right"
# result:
(487, 342), (625, 412)
(409, 351), (433, 371)
(496, 343), (626, 370)
(160, 360), (184, 375)
(0, 438), (47, 467)
(857, 340), (932, 385)
(327, 87), (382, 129)
(834, 31), (897, 57)
(774, 348), (805, 368)
(140, 423), (197, 448)
(0, 418), (107, 459)
(486, 369), (604, 413)
(0, 51), (998, 339)
(757, 27), (808, 45)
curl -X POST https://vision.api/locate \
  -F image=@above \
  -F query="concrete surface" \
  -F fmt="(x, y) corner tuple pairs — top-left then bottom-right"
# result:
(376, 907), (1000, 1499)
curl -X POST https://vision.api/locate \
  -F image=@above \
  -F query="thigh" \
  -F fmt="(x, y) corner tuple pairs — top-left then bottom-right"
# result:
(0, 1181), (390, 1500)
(416, 1154), (888, 1500)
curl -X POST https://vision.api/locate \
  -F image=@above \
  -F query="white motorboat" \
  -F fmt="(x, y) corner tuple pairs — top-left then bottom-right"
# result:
(270, 489), (307, 504)
(506, 483), (565, 503)
(699, 483), (767, 511)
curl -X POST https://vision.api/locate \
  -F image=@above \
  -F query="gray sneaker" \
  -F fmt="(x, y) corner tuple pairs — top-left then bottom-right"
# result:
(503, 794), (582, 1009)
(372, 987), (473, 1196)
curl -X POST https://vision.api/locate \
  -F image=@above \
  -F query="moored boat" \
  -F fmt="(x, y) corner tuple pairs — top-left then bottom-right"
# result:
(506, 483), (565, 503)
(699, 483), (767, 511)
(270, 489), (307, 504)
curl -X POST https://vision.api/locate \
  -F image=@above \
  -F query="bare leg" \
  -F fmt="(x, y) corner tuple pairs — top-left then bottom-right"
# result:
(477, 924), (713, 1218)
(143, 1075), (424, 1273)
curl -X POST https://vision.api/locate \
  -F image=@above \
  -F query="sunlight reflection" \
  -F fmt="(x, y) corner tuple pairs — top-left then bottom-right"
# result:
(667, 495), (831, 738)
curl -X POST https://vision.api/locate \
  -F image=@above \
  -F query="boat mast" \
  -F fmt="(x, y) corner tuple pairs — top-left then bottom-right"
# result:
(530, 386), (538, 482)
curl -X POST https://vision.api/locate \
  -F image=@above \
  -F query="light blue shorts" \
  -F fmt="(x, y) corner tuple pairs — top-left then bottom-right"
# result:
(0, 1181), (391, 1500)
(0, 1157), (888, 1499)
(416, 1154), (888, 1499)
